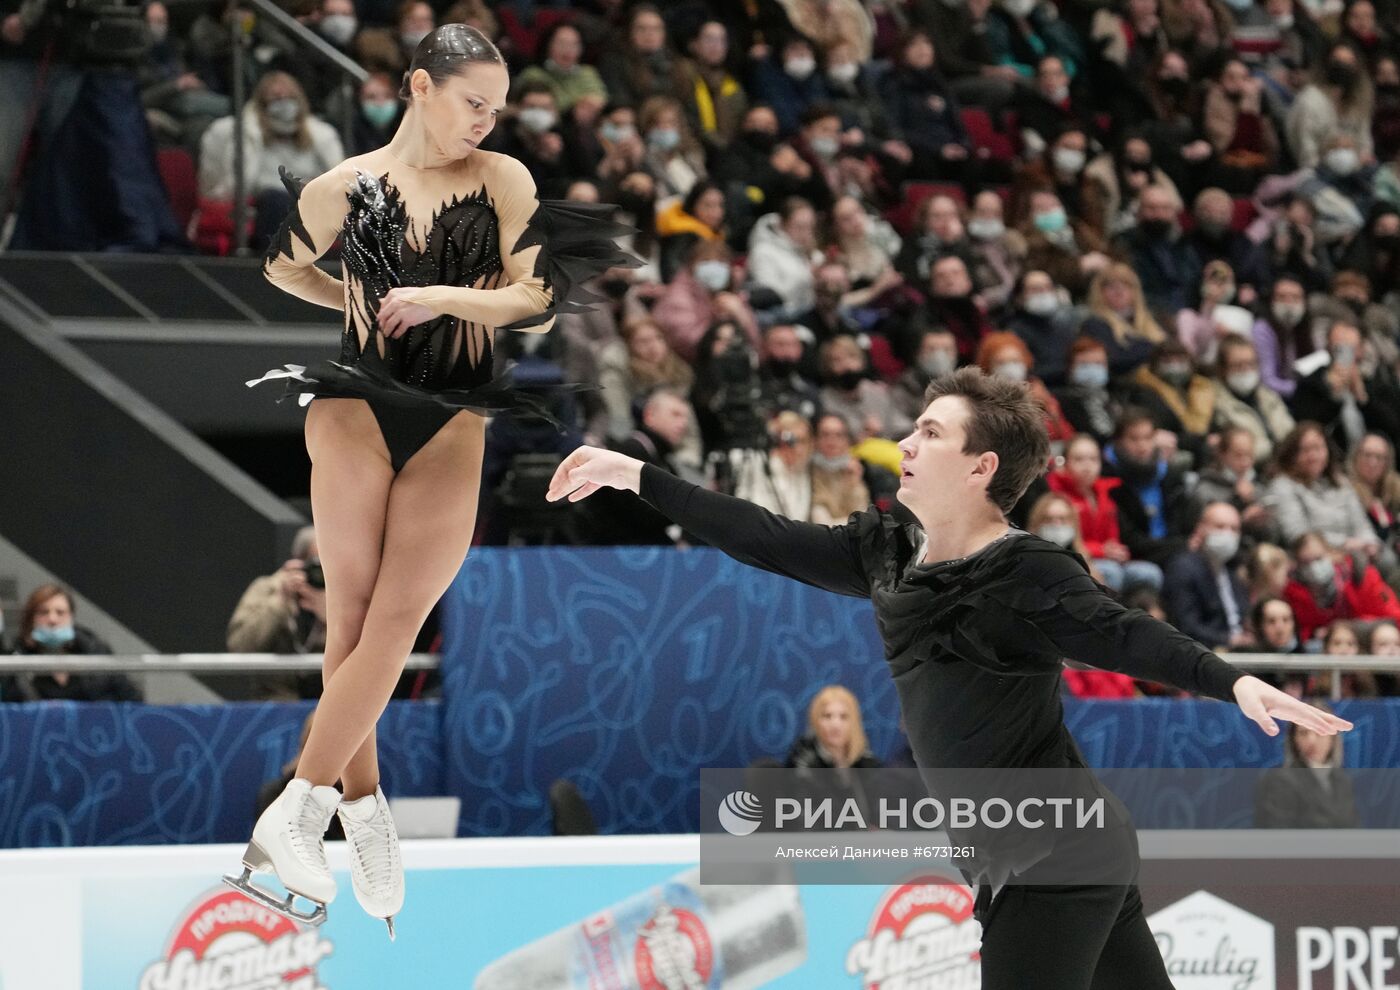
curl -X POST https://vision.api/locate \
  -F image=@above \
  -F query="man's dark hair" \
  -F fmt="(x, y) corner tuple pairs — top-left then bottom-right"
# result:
(1113, 406), (1156, 441)
(922, 367), (1050, 513)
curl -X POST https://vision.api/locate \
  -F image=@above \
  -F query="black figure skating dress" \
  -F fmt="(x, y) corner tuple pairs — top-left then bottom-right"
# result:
(249, 149), (635, 470)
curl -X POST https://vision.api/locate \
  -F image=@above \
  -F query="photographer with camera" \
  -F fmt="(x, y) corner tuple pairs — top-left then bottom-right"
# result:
(226, 525), (327, 699)
(692, 319), (776, 496)
(5, 0), (183, 249)
(734, 411), (816, 520)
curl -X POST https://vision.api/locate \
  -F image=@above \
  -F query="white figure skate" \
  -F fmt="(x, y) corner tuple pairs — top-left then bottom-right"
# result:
(337, 785), (404, 940)
(223, 777), (341, 926)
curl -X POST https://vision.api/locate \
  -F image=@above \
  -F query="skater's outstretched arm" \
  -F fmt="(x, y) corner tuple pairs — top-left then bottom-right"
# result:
(547, 447), (872, 598)
(262, 165), (352, 310)
(1033, 553), (1353, 737)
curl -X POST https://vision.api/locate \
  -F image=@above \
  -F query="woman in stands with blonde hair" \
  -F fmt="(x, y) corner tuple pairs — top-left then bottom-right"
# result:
(1081, 262), (1167, 377)
(787, 685), (882, 770)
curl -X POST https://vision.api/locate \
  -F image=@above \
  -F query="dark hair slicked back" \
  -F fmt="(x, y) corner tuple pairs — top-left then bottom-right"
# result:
(400, 24), (504, 100)
(922, 367), (1050, 513)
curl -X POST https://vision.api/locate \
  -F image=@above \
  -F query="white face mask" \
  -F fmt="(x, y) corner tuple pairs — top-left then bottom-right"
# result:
(828, 63), (859, 85)
(1053, 147), (1085, 173)
(1025, 290), (1059, 316)
(319, 13), (357, 45)
(967, 217), (1006, 241)
(1003, 0), (1036, 16)
(1226, 370), (1260, 395)
(785, 57), (816, 80)
(1324, 148), (1360, 176)
(1272, 301), (1305, 327)
(694, 259), (731, 292)
(1304, 557), (1335, 587)
(1037, 523), (1076, 547)
(994, 360), (1028, 383)
(1204, 529), (1240, 563)
(919, 351), (957, 378)
(518, 107), (558, 134)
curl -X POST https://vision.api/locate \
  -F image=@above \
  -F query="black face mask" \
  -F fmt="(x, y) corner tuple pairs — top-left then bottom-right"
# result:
(1116, 449), (1160, 483)
(744, 129), (778, 153)
(1139, 218), (1173, 240)
(1374, 232), (1400, 250)
(618, 192), (655, 221)
(1325, 60), (1358, 88)
(829, 369), (864, 390)
(601, 277), (631, 300)
(1158, 76), (1190, 100)
(766, 357), (799, 377)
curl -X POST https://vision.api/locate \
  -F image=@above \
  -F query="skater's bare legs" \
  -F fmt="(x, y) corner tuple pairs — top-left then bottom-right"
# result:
(304, 399), (395, 800)
(296, 407), (484, 794)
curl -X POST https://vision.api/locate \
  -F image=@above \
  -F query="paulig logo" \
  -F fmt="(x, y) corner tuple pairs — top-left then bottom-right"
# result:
(717, 791), (763, 836)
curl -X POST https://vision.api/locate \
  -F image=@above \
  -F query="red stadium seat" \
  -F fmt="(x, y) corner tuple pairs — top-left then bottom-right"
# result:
(1231, 197), (1257, 232)
(960, 107), (1016, 161)
(155, 147), (198, 232)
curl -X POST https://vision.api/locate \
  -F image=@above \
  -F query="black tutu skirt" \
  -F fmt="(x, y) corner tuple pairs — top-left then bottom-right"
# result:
(247, 194), (639, 429)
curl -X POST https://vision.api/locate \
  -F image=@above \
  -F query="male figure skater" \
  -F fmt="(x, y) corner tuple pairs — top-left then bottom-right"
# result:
(547, 367), (1350, 988)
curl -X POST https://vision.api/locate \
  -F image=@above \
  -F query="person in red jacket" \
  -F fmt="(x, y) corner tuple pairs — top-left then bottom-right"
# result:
(1283, 531), (1400, 643)
(1046, 434), (1164, 594)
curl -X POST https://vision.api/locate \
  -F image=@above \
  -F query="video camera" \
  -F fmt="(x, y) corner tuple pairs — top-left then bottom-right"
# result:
(20, 0), (152, 63)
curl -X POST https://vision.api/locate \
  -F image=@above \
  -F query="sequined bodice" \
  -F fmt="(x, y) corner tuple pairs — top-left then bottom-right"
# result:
(338, 171), (503, 390)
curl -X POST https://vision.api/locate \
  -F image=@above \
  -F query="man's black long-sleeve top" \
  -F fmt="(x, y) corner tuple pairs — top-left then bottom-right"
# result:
(638, 465), (1244, 773)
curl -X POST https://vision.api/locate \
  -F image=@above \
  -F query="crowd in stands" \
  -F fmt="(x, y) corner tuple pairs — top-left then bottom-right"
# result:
(5, 0), (1400, 700)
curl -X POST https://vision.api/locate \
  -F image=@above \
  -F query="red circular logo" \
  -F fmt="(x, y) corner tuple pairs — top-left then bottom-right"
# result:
(847, 878), (980, 990)
(634, 906), (715, 990)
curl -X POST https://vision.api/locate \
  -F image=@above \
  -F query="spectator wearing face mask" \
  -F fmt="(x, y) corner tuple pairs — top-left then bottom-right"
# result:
(1047, 434), (1164, 592)
(1202, 55), (1282, 193)
(822, 39), (908, 166)
(747, 36), (831, 137)
(1015, 128), (1094, 221)
(976, 332), (1076, 444)
(1283, 532), (1400, 642)
(1112, 184), (1203, 317)
(516, 22), (610, 118)
(1054, 337), (1123, 444)
(1193, 426), (1279, 545)
(1082, 134), (1181, 241)
(638, 95), (707, 201)
(964, 190), (1027, 313)
(1123, 340), (1215, 466)
(1266, 196), (1334, 293)
(347, 71), (403, 156)
(1298, 137), (1375, 245)
(489, 83), (571, 197)
(1266, 423), (1383, 558)
(657, 181), (728, 283)
(1162, 502), (1251, 650)
(1082, 263), (1169, 377)
(758, 323), (823, 423)
(894, 328), (960, 420)
(1252, 276), (1315, 399)
(653, 240), (759, 362)
(777, 0), (878, 63)
(798, 261), (867, 353)
(818, 334), (912, 443)
(1139, 51), (1214, 191)
(196, 72), (343, 252)
(1254, 700), (1359, 827)
(354, 0), (434, 77)
(1027, 492), (1109, 586)
(596, 317), (695, 443)
(4, 585), (138, 703)
(1292, 321), (1400, 454)
(809, 413), (878, 522)
(1286, 43), (1375, 170)
(1019, 187), (1111, 298)
(1211, 339), (1296, 466)
(877, 31), (973, 182)
(1004, 270), (1075, 387)
(1187, 188), (1272, 303)
(1102, 408), (1194, 565)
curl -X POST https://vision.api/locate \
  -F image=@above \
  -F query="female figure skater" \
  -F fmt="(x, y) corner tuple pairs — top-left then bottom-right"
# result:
(546, 366), (1352, 988)
(226, 25), (633, 938)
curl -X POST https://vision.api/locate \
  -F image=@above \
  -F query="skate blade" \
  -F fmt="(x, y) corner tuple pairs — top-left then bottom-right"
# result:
(386, 915), (395, 941)
(222, 868), (329, 927)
